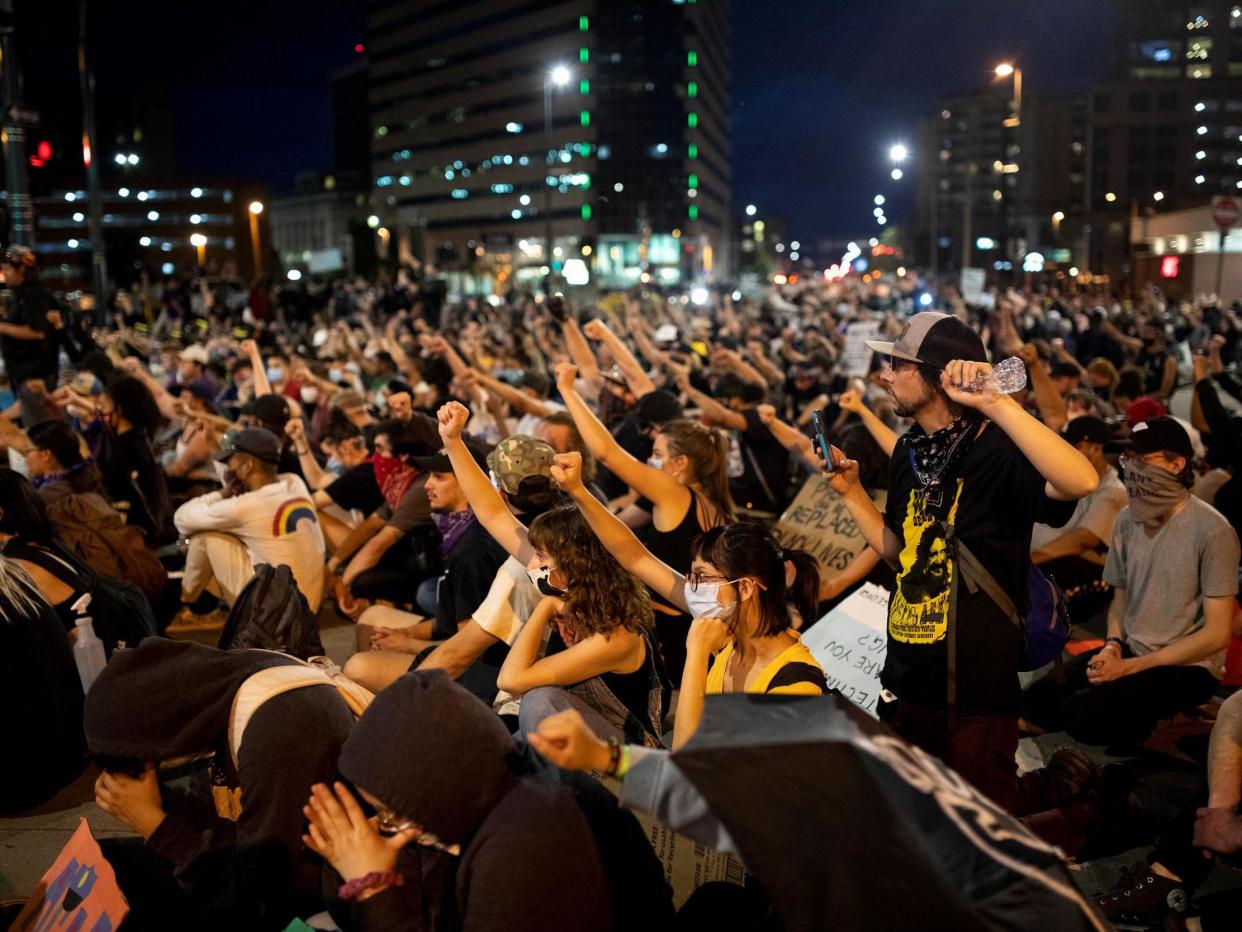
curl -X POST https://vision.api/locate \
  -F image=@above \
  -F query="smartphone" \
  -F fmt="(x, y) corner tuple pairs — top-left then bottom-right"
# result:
(547, 294), (567, 323)
(811, 409), (834, 472)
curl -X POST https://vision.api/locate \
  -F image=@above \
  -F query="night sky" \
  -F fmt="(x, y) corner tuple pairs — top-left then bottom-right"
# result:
(18, 0), (1117, 248)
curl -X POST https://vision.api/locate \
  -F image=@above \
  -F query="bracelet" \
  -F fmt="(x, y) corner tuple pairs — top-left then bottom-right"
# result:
(1105, 636), (1124, 648)
(338, 870), (404, 901)
(604, 736), (622, 778)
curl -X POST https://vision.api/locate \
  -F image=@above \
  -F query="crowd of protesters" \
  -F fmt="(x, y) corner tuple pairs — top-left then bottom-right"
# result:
(2, 238), (1242, 929)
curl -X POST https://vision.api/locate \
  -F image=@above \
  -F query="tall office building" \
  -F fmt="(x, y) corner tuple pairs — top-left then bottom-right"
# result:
(365, 0), (731, 287)
(1086, 1), (1242, 281)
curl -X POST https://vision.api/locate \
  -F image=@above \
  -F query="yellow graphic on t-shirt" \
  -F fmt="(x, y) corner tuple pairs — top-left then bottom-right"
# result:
(889, 481), (964, 645)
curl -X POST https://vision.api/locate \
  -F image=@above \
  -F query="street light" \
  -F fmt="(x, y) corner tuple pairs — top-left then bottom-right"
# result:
(1052, 210), (1064, 239)
(888, 143), (908, 163)
(1153, 190), (1165, 202)
(190, 232), (207, 267)
(248, 201), (264, 215)
(248, 201), (265, 277)
(891, 168), (903, 181)
(543, 64), (572, 291)
(994, 61), (1022, 128)
(745, 204), (757, 217)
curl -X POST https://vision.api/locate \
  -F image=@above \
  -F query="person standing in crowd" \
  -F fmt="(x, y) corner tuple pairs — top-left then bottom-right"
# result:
(1023, 418), (1238, 747)
(0, 246), (60, 395)
(827, 311), (1098, 810)
(172, 428), (324, 630)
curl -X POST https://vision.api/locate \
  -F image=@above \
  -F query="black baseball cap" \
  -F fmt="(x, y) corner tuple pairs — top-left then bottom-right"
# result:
(634, 390), (684, 429)
(1104, 416), (1193, 459)
(215, 427), (282, 465)
(243, 393), (291, 427)
(865, 311), (987, 369)
(1062, 415), (1112, 447)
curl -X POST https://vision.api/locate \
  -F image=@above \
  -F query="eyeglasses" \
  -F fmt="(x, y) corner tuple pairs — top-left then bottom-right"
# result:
(687, 571), (746, 592)
(375, 810), (461, 856)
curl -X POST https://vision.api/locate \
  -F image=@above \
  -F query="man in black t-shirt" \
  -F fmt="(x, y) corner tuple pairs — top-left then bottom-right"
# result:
(828, 312), (1095, 811)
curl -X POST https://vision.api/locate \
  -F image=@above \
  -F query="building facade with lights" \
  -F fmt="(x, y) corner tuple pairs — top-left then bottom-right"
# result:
(365, 0), (731, 289)
(1086, 1), (1242, 285)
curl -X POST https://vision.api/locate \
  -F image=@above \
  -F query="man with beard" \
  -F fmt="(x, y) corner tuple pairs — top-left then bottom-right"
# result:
(822, 312), (1098, 811)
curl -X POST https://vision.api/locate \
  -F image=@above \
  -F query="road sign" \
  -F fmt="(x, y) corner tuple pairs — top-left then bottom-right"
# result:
(1212, 195), (1239, 230)
(4, 104), (39, 128)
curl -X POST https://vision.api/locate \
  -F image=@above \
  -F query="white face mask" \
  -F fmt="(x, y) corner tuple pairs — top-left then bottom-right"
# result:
(214, 460), (232, 485)
(374, 390), (387, 409)
(648, 456), (664, 470)
(683, 578), (742, 621)
(300, 386), (320, 404)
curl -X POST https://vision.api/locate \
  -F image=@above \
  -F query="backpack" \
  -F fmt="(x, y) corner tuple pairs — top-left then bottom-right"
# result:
(45, 491), (167, 604)
(940, 521), (1071, 710)
(216, 564), (324, 659)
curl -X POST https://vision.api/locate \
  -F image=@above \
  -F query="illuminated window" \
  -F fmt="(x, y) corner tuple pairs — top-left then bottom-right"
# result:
(688, 205), (699, 220)
(580, 79), (590, 95)
(688, 143), (698, 159)
(688, 112), (698, 128)
(688, 173), (698, 189)
(1186, 38), (1212, 60)
(579, 47), (589, 63)
(687, 81), (698, 98)
(579, 15), (589, 31)
(687, 51), (698, 67)
(581, 204), (592, 220)
(580, 110), (591, 127)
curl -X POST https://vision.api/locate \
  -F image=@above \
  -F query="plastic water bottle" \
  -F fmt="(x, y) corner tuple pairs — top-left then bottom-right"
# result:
(74, 617), (107, 694)
(967, 356), (1028, 394)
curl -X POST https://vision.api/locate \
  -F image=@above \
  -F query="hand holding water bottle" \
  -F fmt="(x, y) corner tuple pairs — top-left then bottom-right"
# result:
(940, 356), (1027, 412)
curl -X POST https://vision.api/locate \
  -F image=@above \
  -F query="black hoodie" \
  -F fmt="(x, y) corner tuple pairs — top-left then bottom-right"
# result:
(334, 671), (672, 932)
(85, 639), (355, 929)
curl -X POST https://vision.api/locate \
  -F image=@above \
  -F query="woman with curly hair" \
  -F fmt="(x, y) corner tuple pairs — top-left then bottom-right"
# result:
(438, 402), (665, 745)
(95, 375), (173, 543)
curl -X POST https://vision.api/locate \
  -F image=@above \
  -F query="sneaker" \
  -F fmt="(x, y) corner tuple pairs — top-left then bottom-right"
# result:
(165, 607), (227, 634)
(1096, 868), (1188, 925)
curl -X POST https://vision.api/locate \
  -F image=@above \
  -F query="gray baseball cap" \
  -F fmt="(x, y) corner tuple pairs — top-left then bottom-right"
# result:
(865, 311), (987, 369)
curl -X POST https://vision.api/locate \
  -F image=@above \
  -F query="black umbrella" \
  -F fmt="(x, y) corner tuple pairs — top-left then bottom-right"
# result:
(673, 693), (1108, 932)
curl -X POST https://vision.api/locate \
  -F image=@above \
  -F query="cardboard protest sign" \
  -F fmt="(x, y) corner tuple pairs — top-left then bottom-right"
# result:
(802, 582), (891, 718)
(840, 320), (882, 377)
(772, 477), (886, 575)
(634, 811), (747, 908)
(12, 818), (128, 932)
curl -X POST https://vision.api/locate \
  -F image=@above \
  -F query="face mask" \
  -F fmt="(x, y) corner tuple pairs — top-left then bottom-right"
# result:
(648, 456), (664, 470)
(683, 579), (741, 622)
(329, 369), (345, 384)
(374, 390), (388, 409)
(300, 386), (320, 404)
(1122, 457), (1189, 525)
(266, 367), (285, 383)
(527, 565), (568, 598)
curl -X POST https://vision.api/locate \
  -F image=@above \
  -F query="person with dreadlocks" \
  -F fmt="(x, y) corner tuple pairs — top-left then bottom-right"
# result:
(824, 312), (1098, 814)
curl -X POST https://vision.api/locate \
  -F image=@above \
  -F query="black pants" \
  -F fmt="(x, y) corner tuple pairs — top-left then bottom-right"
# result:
(1022, 646), (1220, 747)
(349, 542), (431, 606)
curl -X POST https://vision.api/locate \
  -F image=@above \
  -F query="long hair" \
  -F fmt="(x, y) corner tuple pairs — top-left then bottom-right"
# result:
(0, 555), (47, 621)
(27, 420), (102, 494)
(105, 375), (163, 440)
(527, 505), (652, 640)
(0, 468), (56, 545)
(691, 521), (820, 637)
(659, 419), (736, 523)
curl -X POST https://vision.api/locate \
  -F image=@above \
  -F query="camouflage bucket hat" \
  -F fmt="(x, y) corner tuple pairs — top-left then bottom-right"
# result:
(487, 434), (555, 494)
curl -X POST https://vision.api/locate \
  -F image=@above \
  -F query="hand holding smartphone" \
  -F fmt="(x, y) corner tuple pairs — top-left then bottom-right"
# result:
(811, 409), (835, 473)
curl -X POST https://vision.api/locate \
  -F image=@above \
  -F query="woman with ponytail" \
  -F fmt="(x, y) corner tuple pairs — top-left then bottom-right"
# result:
(551, 452), (826, 750)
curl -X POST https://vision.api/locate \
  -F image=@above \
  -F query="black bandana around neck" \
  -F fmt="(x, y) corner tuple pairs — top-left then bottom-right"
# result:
(906, 415), (980, 509)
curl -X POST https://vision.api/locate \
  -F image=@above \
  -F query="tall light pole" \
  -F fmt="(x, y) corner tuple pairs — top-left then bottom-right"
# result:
(994, 62), (1022, 273)
(543, 64), (571, 292)
(79, 0), (106, 303)
(0, 0), (32, 247)
(248, 201), (264, 278)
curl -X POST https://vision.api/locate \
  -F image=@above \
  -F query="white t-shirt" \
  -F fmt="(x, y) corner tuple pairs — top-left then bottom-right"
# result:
(1030, 466), (1128, 554)
(472, 556), (541, 645)
(174, 473), (326, 609)
(512, 399), (566, 439)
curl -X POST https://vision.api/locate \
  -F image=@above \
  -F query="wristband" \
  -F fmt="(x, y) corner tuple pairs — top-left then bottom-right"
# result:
(338, 870), (404, 901)
(1105, 636), (1124, 649)
(604, 736), (622, 778)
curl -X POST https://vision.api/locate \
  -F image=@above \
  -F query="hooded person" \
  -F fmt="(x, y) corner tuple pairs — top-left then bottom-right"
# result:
(315, 670), (674, 932)
(84, 639), (357, 931)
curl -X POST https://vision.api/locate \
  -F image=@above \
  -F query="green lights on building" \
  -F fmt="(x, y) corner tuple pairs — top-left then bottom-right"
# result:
(582, 204), (592, 220)
(688, 143), (699, 159)
(687, 81), (698, 98)
(580, 47), (590, 63)
(688, 173), (698, 189)
(688, 205), (699, 220)
(580, 110), (591, 127)
(579, 15), (589, 31)
(687, 51), (698, 67)
(580, 79), (590, 95)
(687, 112), (698, 128)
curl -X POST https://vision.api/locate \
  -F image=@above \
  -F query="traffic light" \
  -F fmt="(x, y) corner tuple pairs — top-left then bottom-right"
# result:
(28, 139), (52, 168)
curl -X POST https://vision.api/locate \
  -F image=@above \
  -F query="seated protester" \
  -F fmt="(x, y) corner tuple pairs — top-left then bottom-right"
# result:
(308, 671), (675, 932)
(536, 410), (610, 503)
(86, 639), (358, 931)
(291, 418), (381, 551)
(94, 375), (175, 544)
(1029, 416), (1129, 615)
(345, 431), (560, 704)
(24, 419), (166, 604)
(0, 555), (85, 812)
(1023, 418), (1239, 747)
(171, 428), (325, 631)
(1064, 388), (1115, 422)
(171, 344), (220, 397)
(594, 388), (685, 501)
(164, 382), (222, 485)
(379, 379), (414, 421)
(240, 393), (305, 481)
(555, 363), (734, 683)
(675, 370), (791, 515)
(214, 354), (255, 413)
(1094, 690), (1242, 927)
(551, 451), (825, 750)
(328, 417), (440, 626)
